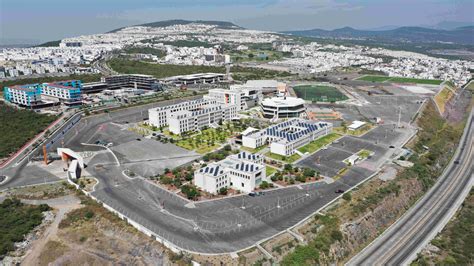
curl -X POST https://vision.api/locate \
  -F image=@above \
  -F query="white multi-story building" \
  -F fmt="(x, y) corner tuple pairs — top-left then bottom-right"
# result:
(40, 80), (82, 105)
(204, 85), (263, 111)
(243, 119), (333, 156)
(168, 104), (237, 134)
(260, 97), (306, 119)
(148, 98), (215, 128)
(194, 151), (266, 194)
(3, 85), (42, 107)
(204, 88), (243, 110)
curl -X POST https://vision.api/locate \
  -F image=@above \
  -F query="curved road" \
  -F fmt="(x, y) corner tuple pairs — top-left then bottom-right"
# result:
(348, 108), (474, 265)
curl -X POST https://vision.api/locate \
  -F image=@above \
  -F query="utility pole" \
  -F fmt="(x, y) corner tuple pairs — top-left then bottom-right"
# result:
(397, 107), (402, 128)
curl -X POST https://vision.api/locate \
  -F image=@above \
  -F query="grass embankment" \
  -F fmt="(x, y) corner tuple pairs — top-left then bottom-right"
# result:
(39, 193), (177, 265)
(281, 214), (343, 265)
(107, 58), (293, 81)
(413, 189), (474, 265)
(281, 101), (467, 265)
(293, 85), (348, 102)
(357, 75), (443, 85)
(297, 133), (340, 154)
(0, 198), (50, 256)
(434, 86), (455, 114)
(0, 102), (57, 158)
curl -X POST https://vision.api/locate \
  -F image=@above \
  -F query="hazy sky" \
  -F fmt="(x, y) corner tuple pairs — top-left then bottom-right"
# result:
(1, 0), (473, 44)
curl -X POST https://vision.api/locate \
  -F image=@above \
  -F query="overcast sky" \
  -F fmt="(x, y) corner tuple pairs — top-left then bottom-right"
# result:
(1, 0), (473, 44)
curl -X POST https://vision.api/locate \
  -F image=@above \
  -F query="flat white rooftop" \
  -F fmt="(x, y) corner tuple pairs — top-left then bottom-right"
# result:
(261, 97), (305, 107)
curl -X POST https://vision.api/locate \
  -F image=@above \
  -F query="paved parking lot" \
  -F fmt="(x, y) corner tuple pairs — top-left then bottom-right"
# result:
(297, 133), (390, 177)
(0, 92), (420, 254)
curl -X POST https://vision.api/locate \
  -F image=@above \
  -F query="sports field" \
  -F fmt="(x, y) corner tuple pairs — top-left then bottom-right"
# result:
(357, 75), (443, 85)
(293, 85), (348, 102)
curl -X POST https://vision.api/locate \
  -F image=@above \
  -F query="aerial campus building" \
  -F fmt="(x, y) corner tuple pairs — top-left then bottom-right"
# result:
(243, 118), (333, 156)
(260, 97), (306, 119)
(168, 104), (238, 134)
(204, 85), (263, 111)
(194, 151), (266, 194)
(40, 80), (82, 105)
(161, 73), (225, 86)
(104, 74), (162, 91)
(148, 98), (238, 134)
(4, 80), (83, 107)
(3, 84), (42, 107)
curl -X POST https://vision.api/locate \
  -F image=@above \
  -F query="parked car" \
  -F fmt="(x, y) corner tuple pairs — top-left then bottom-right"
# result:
(335, 189), (345, 194)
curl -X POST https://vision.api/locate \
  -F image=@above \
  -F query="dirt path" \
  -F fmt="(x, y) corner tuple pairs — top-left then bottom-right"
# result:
(20, 195), (82, 266)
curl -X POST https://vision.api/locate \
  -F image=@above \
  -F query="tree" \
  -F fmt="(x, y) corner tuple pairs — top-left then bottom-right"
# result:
(219, 187), (228, 195)
(181, 185), (200, 200)
(185, 172), (193, 181)
(284, 164), (293, 172)
(342, 192), (352, 201)
(331, 230), (343, 242)
(303, 168), (315, 178)
(341, 121), (348, 133)
(260, 181), (270, 189)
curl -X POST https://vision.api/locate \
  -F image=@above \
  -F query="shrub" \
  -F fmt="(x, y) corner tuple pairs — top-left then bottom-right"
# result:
(84, 210), (94, 219)
(219, 187), (228, 195)
(342, 192), (352, 201)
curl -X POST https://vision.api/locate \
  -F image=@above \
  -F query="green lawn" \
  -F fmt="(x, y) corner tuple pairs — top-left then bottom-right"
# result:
(297, 133), (341, 154)
(265, 152), (301, 163)
(266, 166), (278, 176)
(357, 75), (391, 82)
(175, 125), (237, 154)
(357, 75), (443, 85)
(293, 85), (348, 102)
(240, 145), (267, 153)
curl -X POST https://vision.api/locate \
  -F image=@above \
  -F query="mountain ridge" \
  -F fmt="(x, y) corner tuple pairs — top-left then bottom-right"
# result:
(108, 19), (242, 33)
(283, 25), (474, 45)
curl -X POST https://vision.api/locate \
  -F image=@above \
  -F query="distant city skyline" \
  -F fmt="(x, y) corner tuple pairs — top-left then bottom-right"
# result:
(1, 0), (473, 44)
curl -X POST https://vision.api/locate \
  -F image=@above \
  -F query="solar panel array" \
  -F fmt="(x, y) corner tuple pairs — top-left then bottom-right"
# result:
(265, 119), (329, 143)
(236, 151), (261, 162)
(199, 164), (225, 177)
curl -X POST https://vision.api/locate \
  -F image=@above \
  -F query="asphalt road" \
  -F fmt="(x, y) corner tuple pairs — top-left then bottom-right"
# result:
(347, 108), (474, 266)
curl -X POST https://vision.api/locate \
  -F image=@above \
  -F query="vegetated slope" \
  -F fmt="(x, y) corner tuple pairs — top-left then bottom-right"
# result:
(281, 99), (471, 265)
(0, 102), (57, 158)
(107, 58), (293, 81)
(109, 19), (242, 33)
(0, 198), (50, 257)
(0, 74), (101, 90)
(36, 195), (174, 265)
(34, 40), (61, 47)
(414, 189), (474, 265)
(284, 26), (474, 45)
